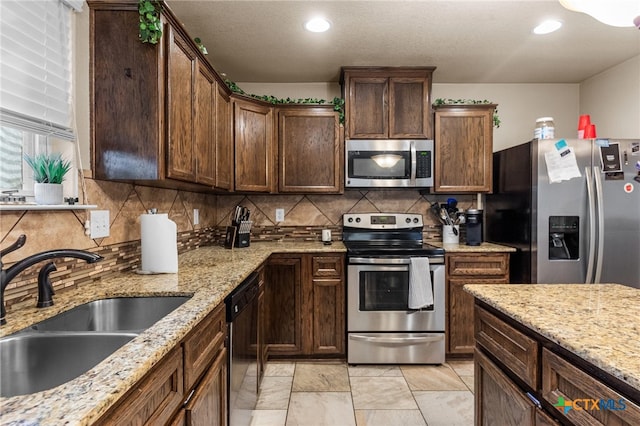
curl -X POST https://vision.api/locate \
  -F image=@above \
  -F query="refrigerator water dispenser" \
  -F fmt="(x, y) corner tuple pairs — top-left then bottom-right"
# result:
(549, 216), (579, 260)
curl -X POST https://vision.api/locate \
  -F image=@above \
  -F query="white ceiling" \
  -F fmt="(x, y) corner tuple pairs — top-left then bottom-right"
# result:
(166, 0), (640, 84)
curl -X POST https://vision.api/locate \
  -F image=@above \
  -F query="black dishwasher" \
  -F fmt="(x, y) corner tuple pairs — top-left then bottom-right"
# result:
(225, 272), (260, 426)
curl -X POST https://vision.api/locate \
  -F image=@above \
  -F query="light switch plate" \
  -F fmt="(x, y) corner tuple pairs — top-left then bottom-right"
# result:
(90, 210), (110, 238)
(275, 208), (285, 222)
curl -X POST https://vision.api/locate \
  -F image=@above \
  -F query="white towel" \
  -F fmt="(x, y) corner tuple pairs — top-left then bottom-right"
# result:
(408, 257), (433, 309)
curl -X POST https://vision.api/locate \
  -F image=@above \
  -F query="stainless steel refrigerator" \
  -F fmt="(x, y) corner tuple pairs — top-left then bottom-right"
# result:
(486, 138), (640, 288)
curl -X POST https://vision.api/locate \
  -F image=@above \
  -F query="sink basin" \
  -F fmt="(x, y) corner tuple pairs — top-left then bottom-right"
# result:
(0, 332), (137, 398)
(25, 296), (191, 332)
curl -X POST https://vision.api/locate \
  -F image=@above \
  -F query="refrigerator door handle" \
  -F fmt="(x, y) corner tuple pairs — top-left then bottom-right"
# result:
(585, 167), (596, 284)
(593, 166), (605, 283)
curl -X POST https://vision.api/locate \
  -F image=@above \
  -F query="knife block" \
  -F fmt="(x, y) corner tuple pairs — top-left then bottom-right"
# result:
(233, 221), (252, 248)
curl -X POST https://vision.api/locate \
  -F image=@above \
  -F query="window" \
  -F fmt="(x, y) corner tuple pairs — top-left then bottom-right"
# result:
(0, 0), (82, 199)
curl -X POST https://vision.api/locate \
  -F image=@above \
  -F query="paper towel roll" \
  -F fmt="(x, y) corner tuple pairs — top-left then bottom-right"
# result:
(140, 213), (178, 273)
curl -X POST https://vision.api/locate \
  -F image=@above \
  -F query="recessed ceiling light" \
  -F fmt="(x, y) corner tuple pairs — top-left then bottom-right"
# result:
(533, 19), (563, 34)
(304, 17), (331, 33)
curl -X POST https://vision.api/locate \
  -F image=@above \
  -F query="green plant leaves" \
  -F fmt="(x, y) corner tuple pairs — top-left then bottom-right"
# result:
(433, 98), (501, 128)
(24, 153), (71, 184)
(138, 0), (162, 44)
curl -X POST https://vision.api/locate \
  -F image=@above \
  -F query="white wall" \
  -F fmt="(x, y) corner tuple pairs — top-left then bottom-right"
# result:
(579, 55), (640, 139)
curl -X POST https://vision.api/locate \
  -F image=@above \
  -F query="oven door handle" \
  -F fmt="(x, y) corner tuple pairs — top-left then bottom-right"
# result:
(349, 257), (411, 265)
(349, 334), (444, 344)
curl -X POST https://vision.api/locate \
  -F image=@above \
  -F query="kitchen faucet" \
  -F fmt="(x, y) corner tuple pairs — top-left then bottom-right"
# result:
(0, 234), (103, 325)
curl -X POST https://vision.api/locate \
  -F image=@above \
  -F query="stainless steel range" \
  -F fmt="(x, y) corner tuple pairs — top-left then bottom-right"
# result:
(343, 213), (445, 364)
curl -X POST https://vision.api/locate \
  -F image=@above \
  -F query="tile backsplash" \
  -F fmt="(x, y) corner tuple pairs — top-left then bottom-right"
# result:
(0, 177), (474, 313)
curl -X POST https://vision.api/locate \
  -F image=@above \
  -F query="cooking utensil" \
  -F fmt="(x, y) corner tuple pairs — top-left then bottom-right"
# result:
(440, 208), (458, 236)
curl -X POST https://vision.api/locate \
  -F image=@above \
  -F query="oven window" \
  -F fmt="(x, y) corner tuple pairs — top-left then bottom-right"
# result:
(348, 151), (411, 179)
(358, 269), (435, 311)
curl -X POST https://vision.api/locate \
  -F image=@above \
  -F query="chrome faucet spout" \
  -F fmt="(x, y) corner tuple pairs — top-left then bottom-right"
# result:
(1, 235), (103, 325)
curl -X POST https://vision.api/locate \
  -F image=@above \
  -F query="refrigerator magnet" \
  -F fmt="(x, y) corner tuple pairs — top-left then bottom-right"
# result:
(600, 143), (622, 172)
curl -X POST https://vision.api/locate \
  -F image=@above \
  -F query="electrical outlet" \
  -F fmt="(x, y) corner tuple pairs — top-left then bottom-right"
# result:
(90, 210), (110, 239)
(193, 208), (199, 225)
(275, 208), (285, 222)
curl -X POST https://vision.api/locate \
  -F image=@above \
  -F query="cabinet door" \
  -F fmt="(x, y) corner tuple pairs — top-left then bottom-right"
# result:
(92, 9), (163, 180)
(96, 346), (184, 426)
(475, 348), (536, 426)
(185, 347), (228, 426)
(389, 76), (431, 139)
(166, 26), (197, 182)
(278, 107), (342, 193)
(264, 255), (303, 355)
(434, 105), (494, 193)
(234, 98), (275, 192)
(446, 253), (509, 356)
(215, 85), (233, 191)
(347, 77), (388, 139)
(309, 255), (345, 355)
(194, 61), (216, 186)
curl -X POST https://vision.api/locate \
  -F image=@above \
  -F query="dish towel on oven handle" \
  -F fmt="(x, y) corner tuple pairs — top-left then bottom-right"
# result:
(408, 257), (433, 309)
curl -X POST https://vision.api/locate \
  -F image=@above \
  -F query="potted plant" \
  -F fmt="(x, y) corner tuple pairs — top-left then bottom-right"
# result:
(23, 153), (71, 205)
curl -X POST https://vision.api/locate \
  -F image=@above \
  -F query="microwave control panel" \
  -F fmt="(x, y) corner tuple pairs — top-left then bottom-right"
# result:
(416, 151), (432, 178)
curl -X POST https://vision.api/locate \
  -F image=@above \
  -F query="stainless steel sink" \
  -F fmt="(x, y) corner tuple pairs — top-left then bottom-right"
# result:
(1, 296), (192, 398)
(24, 296), (191, 332)
(0, 332), (137, 398)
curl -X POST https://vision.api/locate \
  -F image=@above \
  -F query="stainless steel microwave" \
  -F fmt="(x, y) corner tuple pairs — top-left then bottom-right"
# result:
(345, 139), (433, 188)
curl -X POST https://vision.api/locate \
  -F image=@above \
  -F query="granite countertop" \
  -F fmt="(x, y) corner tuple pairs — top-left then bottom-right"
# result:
(464, 283), (640, 392)
(0, 241), (345, 426)
(431, 241), (516, 253)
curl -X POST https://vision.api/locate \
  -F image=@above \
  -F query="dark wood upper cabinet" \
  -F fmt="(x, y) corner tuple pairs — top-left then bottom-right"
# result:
(278, 105), (343, 193)
(89, 1), (232, 191)
(434, 104), (496, 193)
(166, 25), (197, 182)
(341, 67), (435, 139)
(233, 97), (275, 193)
(215, 84), (233, 191)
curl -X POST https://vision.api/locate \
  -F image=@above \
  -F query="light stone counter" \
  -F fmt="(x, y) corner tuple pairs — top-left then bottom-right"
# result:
(431, 241), (516, 253)
(0, 241), (345, 426)
(464, 283), (640, 392)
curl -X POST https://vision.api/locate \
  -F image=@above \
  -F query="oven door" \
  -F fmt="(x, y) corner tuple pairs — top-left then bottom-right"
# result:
(347, 257), (445, 332)
(346, 140), (412, 187)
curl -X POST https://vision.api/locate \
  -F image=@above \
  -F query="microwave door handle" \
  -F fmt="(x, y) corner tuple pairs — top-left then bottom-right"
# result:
(410, 141), (417, 185)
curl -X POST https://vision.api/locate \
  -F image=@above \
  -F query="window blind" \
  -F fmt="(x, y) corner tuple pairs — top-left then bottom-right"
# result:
(0, 0), (76, 140)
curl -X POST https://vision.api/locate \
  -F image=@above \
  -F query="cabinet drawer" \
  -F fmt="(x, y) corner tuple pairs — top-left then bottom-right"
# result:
(542, 348), (640, 425)
(183, 303), (226, 392)
(97, 346), (184, 426)
(475, 306), (538, 389)
(312, 255), (344, 278)
(447, 254), (508, 277)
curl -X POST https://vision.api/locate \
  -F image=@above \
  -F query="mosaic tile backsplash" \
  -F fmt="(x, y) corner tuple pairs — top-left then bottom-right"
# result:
(0, 176), (475, 312)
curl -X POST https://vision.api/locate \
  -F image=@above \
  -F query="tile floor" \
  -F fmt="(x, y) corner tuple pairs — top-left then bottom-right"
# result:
(235, 360), (475, 426)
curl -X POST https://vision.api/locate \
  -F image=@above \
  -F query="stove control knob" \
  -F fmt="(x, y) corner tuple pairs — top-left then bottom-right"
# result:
(413, 218), (419, 223)
(355, 217), (361, 223)
(347, 217), (354, 223)
(405, 218), (411, 223)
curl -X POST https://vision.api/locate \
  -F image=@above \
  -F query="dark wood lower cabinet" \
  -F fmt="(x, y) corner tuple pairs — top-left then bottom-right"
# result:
(184, 347), (227, 426)
(475, 348), (536, 426)
(264, 253), (345, 358)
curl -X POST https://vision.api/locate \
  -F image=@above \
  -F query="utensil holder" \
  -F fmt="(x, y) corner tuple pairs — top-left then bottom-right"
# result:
(442, 225), (460, 244)
(233, 220), (252, 248)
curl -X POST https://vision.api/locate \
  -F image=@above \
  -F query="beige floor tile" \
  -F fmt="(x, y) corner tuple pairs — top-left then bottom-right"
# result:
(460, 375), (474, 393)
(265, 362), (296, 377)
(234, 375), (258, 409)
(447, 360), (475, 376)
(286, 392), (356, 426)
(355, 409), (427, 426)
(413, 390), (474, 426)
(256, 377), (293, 410)
(348, 365), (403, 377)
(401, 365), (468, 391)
(292, 363), (350, 392)
(350, 377), (417, 410)
(250, 410), (288, 426)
